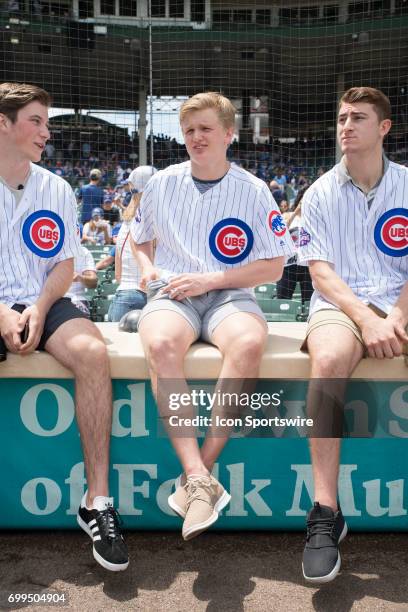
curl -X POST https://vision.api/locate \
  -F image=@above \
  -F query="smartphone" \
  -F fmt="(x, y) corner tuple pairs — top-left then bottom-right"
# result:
(20, 323), (29, 344)
(0, 336), (6, 362)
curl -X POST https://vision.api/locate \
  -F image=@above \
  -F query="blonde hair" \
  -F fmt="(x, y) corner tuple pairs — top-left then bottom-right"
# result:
(179, 92), (236, 129)
(122, 192), (142, 223)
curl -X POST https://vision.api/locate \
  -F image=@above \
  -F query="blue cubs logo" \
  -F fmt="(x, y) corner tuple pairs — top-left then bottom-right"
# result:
(22, 210), (65, 258)
(209, 218), (254, 264)
(374, 208), (408, 257)
(268, 210), (287, 237)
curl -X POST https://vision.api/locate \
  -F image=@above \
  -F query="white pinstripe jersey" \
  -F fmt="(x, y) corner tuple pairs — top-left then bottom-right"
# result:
(0, 163), (81, 307)
(130, 161), (294, 286)
(298, 160), (408, 316)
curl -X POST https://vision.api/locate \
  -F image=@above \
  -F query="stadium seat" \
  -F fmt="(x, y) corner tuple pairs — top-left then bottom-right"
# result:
(83, 287), (97, 300)
(96, 269), (114, 284)
(97, 281), (118, 297)
(255, 283), (277, 298)
(90, 295), (114, 322)
(264, 299), (303, 322)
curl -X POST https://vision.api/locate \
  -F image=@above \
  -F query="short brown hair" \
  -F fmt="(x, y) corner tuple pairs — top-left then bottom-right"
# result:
(339, 87), (391, 122)
(180, 92), (236, 129)
(0, 82), (51, 123)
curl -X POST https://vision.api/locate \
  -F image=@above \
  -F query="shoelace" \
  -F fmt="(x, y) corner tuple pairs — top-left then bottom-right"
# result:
(96, 507), (124, 540)
(306, 516), (335, 541)
(185, 477), (212, 510)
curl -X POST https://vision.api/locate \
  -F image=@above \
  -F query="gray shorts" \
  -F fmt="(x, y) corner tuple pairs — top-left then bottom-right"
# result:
(138, 283), (266, 342)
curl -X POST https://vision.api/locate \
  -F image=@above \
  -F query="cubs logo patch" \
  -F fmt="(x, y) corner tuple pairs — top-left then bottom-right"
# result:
(267, 210), (287, 237)
(374, 208), (408, 257)
(209, 218), (254, 264)
(22, 210), (65, 258)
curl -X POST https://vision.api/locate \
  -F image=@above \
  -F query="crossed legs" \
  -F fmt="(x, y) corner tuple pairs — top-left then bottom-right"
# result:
(138, 310), (267, 475)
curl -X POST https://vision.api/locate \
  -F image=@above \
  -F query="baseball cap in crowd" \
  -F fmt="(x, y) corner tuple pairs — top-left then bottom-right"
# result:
(91, 207), (104, 218)
(90, 169), (102, 180)
(128, 166), (158, 192)
(103, 194), (113, 204)
(120, 178), (131, 186)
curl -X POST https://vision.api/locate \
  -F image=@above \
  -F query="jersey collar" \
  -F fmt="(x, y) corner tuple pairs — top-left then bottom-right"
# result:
(336, 152), (389, 190)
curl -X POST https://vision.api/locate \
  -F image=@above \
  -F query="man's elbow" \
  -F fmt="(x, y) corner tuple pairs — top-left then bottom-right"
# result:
(269, 257), (285, 282)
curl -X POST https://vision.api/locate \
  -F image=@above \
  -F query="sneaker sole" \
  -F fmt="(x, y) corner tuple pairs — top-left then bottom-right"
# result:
(168, 494), (186, 519)
(302, 522), (348, 583)
(168, 475), (186, 519)
(77, 514), (129, 572)
(182, 490), (231, 541)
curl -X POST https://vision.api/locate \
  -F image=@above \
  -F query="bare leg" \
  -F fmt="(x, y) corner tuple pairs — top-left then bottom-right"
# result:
(138, 311), (209, 477)
(45, 319), (113, 505)
(200, 313), (267, 471)
(307, 325), (364, 510)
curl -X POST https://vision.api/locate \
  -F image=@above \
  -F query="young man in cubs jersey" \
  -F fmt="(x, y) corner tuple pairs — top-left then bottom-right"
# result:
(298, 87), (408, 583)
(0, 83), (128, 571)
(131, 92), (294, 540)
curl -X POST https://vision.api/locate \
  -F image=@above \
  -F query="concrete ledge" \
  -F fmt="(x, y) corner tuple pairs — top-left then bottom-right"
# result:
(0, 322), (406, 379)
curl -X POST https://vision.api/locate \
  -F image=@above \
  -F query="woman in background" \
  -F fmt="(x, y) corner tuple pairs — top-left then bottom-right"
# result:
(107, 166), (157, 322)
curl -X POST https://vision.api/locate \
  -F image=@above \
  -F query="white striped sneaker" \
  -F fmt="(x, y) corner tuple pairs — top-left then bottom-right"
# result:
(77, 495), (129, 571)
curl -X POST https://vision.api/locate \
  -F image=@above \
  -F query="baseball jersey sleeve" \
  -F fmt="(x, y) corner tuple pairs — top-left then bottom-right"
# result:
(298, 188), (334, 265)
(252, 185), (295, 260)
(54, 185), (82, 263)
(130, 178), (155, 244)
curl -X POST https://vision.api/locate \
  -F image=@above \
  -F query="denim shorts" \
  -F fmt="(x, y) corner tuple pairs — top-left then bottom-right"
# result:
(107, 289), (147, 322)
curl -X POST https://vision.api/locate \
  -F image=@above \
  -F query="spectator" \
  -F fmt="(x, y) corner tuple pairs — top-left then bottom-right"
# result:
(66, 245), (97, 316)
(276, 187), (313, 303)
(117, 179), (133, 209)
(111, 222), (122, 244)
(78, 169), (104, 224)
(279, 200), (290, 214)
(102, 194), (121, 226)
(107, 166), (157, 322)
(269, 179), (284, 206)
(96, 247), (115, 271)
(82, 208), (111, 245)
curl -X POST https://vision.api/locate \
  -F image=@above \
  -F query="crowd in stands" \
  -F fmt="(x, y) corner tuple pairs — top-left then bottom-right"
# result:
(38, 129), (408, 201)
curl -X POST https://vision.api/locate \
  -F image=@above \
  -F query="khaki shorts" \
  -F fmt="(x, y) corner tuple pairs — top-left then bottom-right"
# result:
(301, 306), (408, 363)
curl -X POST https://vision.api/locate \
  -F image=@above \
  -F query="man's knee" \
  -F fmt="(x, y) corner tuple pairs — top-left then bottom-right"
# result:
(310, 348), (354, 378)
(145, 335), (186, 370)
(224, 332), (266, 366)
(67, 334), (109, 372)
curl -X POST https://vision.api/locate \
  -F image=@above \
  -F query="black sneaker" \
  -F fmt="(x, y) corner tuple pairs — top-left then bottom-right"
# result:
(302, 502), (347, 583)
(77, 495), (129, 571)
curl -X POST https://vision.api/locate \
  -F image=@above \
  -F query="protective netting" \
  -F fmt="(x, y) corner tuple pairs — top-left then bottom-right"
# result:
(1, 1), (407, 317)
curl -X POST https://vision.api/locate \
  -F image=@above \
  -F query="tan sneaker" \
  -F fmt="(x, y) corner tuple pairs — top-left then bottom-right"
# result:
(168, 474), (187, 518)
(182, 475), (231, 541)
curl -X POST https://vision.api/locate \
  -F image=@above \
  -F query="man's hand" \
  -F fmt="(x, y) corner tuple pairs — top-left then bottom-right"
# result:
(17, 304), (46, 355)
(140, 266), (160, 291)
(163, 273), (214, 301)
(360, 313), (408, 359)
(0, 307), (25, 353)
